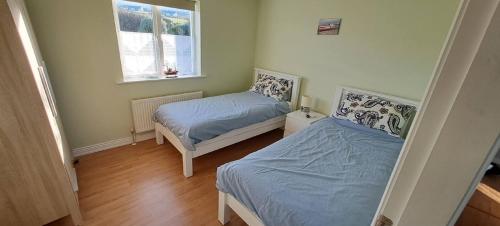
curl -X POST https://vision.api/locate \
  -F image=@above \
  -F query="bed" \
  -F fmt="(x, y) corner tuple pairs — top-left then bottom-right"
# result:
(217, 86), (419, 226)
(154, 68), (301, 177)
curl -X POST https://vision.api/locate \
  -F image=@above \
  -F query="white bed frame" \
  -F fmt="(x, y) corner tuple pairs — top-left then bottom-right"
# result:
(155, 68), (301, 177)
(218, 86), (419, 226)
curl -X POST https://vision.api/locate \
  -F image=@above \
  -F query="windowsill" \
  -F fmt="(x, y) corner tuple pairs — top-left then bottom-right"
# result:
(117, 74), (206, 84)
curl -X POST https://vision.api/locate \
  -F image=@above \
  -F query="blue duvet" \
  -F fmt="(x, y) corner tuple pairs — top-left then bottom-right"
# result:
(216, 118), (404, 226)
(153, 91), (290, 151)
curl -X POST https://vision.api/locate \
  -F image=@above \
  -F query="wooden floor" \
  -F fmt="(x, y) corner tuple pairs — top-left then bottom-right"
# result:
(456, 174), (500, 226)
(75, 129), (284, 226)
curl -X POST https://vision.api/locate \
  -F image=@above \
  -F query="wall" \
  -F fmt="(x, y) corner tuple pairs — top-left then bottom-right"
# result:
(254, 0), (460, 114)
(24, 0), (259, 149)
(494, 151), (500, 165)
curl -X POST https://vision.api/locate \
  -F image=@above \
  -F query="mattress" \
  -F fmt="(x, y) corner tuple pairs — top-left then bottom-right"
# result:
(153, 91), (290, 151)
(216, 117), (404, 226)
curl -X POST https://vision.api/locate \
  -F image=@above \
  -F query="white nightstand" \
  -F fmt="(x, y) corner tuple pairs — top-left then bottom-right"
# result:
(284, 110), (327, 137)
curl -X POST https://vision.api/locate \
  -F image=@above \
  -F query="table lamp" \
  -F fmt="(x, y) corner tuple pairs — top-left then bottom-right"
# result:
(301, 96), (312, 118)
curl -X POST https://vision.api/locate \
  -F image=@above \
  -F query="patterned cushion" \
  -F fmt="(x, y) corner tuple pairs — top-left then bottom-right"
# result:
(334, 91), (417, 137)
(250, 73), (293, 102)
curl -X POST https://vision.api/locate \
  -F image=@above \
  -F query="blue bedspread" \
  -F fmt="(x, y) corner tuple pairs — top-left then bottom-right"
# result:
(216, 118), (404, 226)
(153, 91), (290, 151)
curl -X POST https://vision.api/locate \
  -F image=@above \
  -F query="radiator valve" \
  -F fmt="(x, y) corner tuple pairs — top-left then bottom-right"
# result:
(130, 128), (137, 145)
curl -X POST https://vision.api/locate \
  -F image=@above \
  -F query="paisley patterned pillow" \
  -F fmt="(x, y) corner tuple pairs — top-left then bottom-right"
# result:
(334, 91), (417, 137)
(250, 73), (293, 102)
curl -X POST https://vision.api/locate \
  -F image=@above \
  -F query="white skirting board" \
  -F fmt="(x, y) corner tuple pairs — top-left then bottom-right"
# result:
(72, 131), (155, 157)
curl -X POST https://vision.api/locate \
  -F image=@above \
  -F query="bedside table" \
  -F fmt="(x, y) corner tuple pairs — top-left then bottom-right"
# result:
(284, 110), (327, 137)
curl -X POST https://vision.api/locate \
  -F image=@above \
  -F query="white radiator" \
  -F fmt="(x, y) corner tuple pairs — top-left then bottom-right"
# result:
(131, 91), (203, 133)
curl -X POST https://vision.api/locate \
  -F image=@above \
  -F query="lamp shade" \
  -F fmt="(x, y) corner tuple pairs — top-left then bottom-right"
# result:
(301, 96), (312, 108)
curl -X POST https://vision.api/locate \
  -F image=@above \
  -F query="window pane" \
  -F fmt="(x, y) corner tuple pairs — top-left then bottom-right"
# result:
(117, 1), (158, 77)
(160, 7), (194, 75)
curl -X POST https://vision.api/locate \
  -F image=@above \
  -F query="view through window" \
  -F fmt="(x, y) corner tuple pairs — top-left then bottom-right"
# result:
(115, 0), (198, 81)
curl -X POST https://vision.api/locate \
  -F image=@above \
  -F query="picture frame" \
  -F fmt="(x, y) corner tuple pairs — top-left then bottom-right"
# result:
(317, 18), (342, 35)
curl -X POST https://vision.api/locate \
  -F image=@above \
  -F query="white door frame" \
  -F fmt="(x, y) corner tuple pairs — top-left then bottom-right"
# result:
(448, 137), (500, 225)
(372, 0), (500, 225)
(370, 0), (468, 224)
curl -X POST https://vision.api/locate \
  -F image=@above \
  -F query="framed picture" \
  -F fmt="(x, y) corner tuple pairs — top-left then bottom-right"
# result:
(317, 18), (342, 35)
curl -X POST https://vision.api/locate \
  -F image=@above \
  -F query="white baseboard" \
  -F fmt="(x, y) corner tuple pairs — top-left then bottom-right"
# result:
(72, 131), (155, 157)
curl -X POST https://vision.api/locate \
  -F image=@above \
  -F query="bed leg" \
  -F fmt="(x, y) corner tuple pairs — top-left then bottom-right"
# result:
(182, 151), (193, 177)
(155, 128), (164, 145)
(218, 191), (230, 225)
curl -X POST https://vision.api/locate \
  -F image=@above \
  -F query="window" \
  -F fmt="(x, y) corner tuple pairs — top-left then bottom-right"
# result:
(113, 0), (200, 82)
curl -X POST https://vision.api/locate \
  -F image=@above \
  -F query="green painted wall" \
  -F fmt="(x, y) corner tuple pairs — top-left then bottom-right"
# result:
(25, 0), (259, 149)
(25, 0), (460, 149)
(254, 0), (460, 114)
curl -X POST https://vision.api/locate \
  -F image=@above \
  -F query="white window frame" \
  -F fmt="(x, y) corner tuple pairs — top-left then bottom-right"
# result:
(112, 0), (202, 83)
